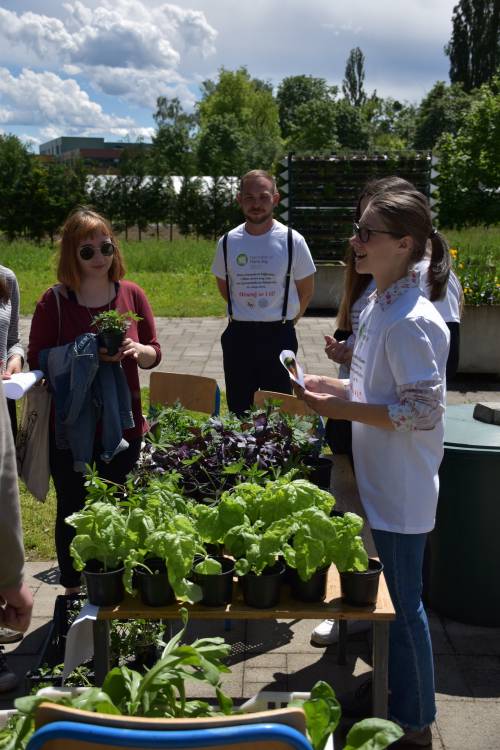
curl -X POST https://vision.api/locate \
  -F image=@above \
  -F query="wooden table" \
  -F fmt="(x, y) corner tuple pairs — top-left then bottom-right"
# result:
(93, 566), (395, 718)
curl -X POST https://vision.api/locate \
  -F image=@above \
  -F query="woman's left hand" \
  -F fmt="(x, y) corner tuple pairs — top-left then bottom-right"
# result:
(119, 338), (144, 362)
(2, 355), (23, 379)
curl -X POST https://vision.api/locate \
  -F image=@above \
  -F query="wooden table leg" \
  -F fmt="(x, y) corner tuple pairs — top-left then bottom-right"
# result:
(337, 619), (348, 665)
(372, 621), (389, 718)
(93, 619), (110, 687)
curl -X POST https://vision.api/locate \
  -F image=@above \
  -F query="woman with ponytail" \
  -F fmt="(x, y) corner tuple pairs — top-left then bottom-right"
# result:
(297, 189), (451, 747)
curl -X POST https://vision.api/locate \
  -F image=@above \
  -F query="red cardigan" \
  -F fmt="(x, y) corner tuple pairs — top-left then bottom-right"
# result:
(28, 280), (161, 440)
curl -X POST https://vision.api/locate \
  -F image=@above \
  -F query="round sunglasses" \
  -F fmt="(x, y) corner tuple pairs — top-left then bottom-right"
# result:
(353, 221), (401, 244)
(79, 241), (115, 261)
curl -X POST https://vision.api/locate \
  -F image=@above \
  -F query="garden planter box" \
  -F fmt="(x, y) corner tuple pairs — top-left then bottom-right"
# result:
(458, 305), (500, 375)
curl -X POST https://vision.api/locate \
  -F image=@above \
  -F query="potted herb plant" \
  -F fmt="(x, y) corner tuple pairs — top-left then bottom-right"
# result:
(92, 309), (142, 356)
(338, 558), (384, 607)
(67, 501), (128, 606)
(190, 555), (235, 607)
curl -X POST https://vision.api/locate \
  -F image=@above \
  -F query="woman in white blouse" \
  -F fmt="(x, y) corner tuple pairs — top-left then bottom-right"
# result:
(297, 189), (452, 747)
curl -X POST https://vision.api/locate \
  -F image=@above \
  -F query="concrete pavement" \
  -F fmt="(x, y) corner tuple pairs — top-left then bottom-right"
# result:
(4, 314), (500, 749)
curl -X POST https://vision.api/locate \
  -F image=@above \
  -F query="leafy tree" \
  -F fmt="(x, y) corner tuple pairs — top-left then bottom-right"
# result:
(445, 0), (500, 91)
(413, 81), (475, 149)
(436, 76), (500, 226)
(363, 94), (417, 150)
(333, 100), (370, 149)
(287, 100), (340, 152)
(176, 177), (204, 236)
(152, 97), (196, 176)
(196, 67), (281, 175)
(0, 135), (33, 240)
(342, 47), (367, 107)
(196, 114), (247, 176)
(276, 75), (337, 138)
(41, 161), (87, 243)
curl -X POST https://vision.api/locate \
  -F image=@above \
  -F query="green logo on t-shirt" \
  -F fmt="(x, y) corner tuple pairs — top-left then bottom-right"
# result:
(236, 253), (248, 266)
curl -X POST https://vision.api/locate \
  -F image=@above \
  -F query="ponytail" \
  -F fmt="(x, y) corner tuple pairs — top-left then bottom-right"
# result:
(427, 231), (451, 302)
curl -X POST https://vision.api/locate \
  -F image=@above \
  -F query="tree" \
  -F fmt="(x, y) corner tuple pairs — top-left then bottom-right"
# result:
(333, 100), (370, 149)
(287, 100), (340, 152)
(342, 47), (367, 107)
(276, 75), (337, 138)
(445, 0), (500, 91)
(0, 135), (33, 240)
(152, 97), (196, 176)
(436, 76), (500, 226)
(413, 81), (474, 149)
(363, 94), (417, 150)
(196, 67), (282, 175)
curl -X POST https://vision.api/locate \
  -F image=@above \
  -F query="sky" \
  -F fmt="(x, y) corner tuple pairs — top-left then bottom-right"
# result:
(0, 0), (458, 151)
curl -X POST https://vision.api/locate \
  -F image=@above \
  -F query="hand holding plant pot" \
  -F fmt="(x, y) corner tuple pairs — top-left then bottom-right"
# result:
(91, 309), (142, 357)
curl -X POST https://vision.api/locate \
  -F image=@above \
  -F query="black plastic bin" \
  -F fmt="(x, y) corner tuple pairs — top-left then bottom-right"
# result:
(425, 404), (500, 626)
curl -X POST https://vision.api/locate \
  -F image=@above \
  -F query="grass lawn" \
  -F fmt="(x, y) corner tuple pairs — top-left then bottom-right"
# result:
(3, 227), (498, 317)
(1, 238), (225, 317)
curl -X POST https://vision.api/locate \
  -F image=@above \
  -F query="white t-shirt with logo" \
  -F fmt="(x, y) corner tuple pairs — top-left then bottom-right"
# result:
(350, 285), (450, 534)
(211, 221), (316, 322)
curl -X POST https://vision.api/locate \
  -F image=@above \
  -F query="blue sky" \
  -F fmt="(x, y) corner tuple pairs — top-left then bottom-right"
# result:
(0, 0), (458, 150)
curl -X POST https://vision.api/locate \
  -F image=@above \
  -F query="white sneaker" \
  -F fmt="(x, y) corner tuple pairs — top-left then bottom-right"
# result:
(311, 619), (371, 646)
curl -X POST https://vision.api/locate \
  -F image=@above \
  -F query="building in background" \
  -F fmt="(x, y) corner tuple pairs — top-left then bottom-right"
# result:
(39, 137), (151, 172)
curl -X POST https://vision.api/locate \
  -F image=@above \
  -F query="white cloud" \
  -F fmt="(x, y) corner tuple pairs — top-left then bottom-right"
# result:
(0, 2), (216, 108)
(87, 66), (196, 110)
(0, 68), (134, 132)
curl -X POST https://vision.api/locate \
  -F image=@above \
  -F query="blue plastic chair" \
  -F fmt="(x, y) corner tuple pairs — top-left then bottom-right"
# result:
(26, 719), (313, 750)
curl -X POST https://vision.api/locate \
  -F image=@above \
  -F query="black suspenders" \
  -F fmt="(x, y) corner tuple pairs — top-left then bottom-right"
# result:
(222, 227), (293, 323)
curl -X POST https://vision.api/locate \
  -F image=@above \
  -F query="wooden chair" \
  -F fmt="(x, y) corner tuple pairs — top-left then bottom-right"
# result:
(30, 701), (311, 750)
(253, 390), (316, 418)
(149, 372), (221, 416)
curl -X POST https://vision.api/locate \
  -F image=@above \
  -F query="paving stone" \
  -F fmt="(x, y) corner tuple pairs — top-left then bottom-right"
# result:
(442, 618), (500, 656)
(428, 611), (455, 656)
(435, 697), (500, 750)
(454, 655), (500, 698)
(434, 654), (474, 697)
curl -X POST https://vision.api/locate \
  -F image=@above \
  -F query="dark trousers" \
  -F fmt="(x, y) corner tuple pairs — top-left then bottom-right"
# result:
(221, 320), (298, 417)
(446, 322), (460, 380)
(49, 434), (142, 588)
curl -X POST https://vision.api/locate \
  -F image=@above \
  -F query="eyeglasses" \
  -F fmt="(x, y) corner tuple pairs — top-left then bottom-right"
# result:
(79, 241), (115, 261)
(353, 222), (401, 244)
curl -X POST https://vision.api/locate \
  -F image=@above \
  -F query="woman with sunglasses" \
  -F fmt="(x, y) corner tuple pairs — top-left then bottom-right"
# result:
(296, 189), (451, 747)
(28, 207), (161, 594)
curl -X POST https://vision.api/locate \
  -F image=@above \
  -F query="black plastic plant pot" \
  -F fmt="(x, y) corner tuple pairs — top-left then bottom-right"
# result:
(191, 556), (234, 607)
(240, 560), (285, 609)
(83, 560), (125, 607)
(339, 558), (384, 607)
(290, 565), (330, 603)
(98, 330), (125, 356)
(304, 455), (332, 490)
(135, 558), (175, 607)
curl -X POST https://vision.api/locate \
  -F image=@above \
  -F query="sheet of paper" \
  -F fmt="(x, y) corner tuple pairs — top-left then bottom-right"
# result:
(2, 370), (43, 400)
(280, 349), (305, 388)
(62, 602), (99, 683)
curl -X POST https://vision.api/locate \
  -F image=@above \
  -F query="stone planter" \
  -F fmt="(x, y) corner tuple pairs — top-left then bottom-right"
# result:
(310, 261), (345, 309)
(458, 305), (500, 375)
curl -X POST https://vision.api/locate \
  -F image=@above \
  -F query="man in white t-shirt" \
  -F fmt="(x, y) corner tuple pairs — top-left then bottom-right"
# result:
(212, 170), (316, 415)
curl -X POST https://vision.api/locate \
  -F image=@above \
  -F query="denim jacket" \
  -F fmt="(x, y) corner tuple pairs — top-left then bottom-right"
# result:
(40, 333), (135, 472)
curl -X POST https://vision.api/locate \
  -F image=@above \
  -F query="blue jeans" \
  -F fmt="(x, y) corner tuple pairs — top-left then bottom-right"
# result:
(372, 529), (436, 730)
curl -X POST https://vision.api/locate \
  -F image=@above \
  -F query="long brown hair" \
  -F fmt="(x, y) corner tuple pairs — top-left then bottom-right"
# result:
(337, 176), (417, 330)
(57, 206), (126, 292)
(0, 275), (10, 304)
(367, 190), (451, 301)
